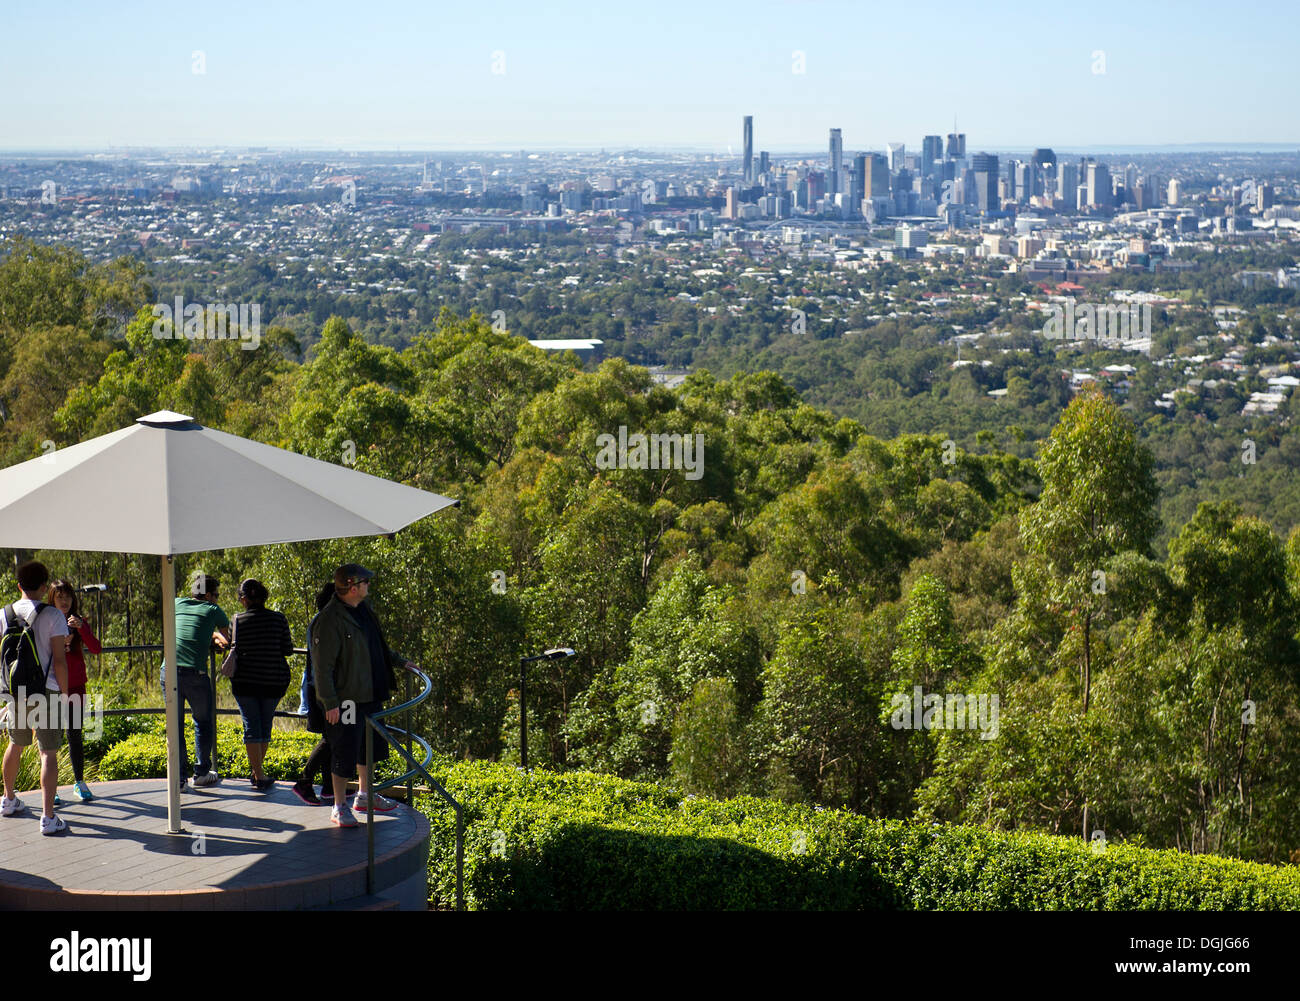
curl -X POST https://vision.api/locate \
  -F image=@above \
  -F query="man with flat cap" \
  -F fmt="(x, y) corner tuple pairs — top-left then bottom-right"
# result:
(160, 571), (231, 791)
(311, 563), (416, 827)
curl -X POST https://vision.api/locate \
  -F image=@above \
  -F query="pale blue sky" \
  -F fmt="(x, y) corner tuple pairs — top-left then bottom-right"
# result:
(2, 0), (1295, 150)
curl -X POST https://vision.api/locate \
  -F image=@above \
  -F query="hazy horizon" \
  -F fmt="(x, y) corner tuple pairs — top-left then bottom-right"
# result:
(4, 0), (1297, 151)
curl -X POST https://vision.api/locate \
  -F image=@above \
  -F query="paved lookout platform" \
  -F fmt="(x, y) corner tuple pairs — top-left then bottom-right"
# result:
(0, 779), (430, 910)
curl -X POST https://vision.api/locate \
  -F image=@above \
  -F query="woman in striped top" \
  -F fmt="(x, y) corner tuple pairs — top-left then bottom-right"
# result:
(229, 578), (294, 791)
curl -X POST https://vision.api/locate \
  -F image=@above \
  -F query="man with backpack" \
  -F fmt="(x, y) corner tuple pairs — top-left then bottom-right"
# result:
(0, 561), (71, 835)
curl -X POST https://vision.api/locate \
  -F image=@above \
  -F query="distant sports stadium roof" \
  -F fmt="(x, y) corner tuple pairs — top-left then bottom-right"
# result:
(528, 339), (603, 351)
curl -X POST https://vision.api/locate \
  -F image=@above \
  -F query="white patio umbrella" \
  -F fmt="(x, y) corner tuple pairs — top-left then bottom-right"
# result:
(0, 410), (457, 832)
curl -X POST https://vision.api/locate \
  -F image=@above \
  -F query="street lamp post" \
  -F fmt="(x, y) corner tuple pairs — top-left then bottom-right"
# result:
(518, 648), (576, 771)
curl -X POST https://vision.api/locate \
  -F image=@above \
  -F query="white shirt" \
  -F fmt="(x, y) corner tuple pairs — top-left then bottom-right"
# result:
(2, 598), (70, 693)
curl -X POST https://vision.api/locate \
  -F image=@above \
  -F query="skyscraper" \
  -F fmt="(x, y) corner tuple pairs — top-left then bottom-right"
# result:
(828, 129), (843, 196)
(887, 142), (906, 172)
(850, 152), (866, 215)
(867, 153), (890, 197)
(971, 153), (998, 212)
(805, 170), (826, 206)
(1145, 172), (1163, 207)
(922, 135), (943, 178)
(743, 116), (753, 184)
(1058, 162), (1077, 208)
(1012, 161), (1030, 203)
(1086, 162), (1112, 209)
(946, 133), (966, 159)
(1031, 148), (1056, 200)
(759, 151), (770, 178)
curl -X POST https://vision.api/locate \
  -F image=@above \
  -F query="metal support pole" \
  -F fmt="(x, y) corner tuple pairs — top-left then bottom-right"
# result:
(519, 658), (527, 771)
(405, 669), (412, 806)
(209, 648), (219, 776)
(161, 555), (182, 833)
(455, 803), (464, 911)
(124, 554), (133, 677)
(366, 719), (375, 896)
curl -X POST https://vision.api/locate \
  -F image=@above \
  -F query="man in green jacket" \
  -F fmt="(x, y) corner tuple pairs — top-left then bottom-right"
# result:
(312, 563), (415, 827)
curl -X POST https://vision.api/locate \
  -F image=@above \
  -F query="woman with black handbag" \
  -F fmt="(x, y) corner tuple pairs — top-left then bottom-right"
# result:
(225, 578), (293, 791)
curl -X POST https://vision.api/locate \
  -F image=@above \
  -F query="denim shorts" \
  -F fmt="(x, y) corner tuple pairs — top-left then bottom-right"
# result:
(234, 695), (279, 743)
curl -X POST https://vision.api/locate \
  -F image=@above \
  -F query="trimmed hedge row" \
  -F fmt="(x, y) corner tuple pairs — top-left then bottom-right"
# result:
(98, 720), (409, 783)
(100, 719), (320, 781)
(414, 761), (1300, 910)
(97, 731), (1300, 910)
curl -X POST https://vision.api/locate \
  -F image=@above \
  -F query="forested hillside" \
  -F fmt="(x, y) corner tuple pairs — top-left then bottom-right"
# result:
(4, 237), (1300, 865)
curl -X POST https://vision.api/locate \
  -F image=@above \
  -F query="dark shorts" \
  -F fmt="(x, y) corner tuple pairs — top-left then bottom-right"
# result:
(323, 700), (388, 779)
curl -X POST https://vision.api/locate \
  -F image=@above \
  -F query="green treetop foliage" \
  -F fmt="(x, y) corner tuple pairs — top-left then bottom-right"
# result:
(10, 239), (1300, 864)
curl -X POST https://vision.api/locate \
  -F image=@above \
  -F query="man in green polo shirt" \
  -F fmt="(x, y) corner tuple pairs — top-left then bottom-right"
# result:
(159, 571), (231, 790)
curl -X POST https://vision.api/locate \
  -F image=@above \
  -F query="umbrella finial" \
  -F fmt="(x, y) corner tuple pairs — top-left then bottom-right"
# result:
(137, 410), (197, 427)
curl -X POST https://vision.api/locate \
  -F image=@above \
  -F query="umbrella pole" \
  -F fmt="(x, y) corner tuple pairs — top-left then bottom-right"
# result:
(162, 555), (183, 833)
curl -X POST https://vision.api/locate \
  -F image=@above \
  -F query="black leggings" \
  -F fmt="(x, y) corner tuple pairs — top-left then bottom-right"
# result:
(67, 725), (84, 782)
(300, 739), (332, 787)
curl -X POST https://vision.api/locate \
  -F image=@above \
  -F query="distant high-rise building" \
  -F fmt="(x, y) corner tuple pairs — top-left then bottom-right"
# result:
(888, 142), (906, 172)
(1058, 162), (1077, 208)
(922, 135), (943, 177)
(725, 186), (738, 219)
(743, 116), (753, 183)
(971, 152), (999, 212)
(1143, 172), (1163, 207)
(960, 166), (976, 206)
(828, 129), (844, 196)
(805, 170), (826, 206)
(946, 133), (966, 159)
(1258, 182), (1275, 210)
(1167, 177), (1182, 205)
(759, 151), (770, 178)
(1031, 148), (1056, 200)
(1087, 162), (1112, 209)
(850, 153), (866, 215)
(867, 153), (890, 197)
(1013, 161), (1030, 203)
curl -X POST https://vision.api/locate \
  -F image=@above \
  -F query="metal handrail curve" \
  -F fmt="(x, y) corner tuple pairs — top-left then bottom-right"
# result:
(89, 641), (463, 911)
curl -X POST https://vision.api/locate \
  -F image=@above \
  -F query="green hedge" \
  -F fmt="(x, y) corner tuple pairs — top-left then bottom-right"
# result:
(414, 761), (1300, 911)
(98, 729), (1300, 910)
(98, 719), (408, 783)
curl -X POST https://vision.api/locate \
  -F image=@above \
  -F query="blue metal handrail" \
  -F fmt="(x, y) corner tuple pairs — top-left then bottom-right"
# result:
(364, 666), (464, 910)
(92, 642), (462, 910)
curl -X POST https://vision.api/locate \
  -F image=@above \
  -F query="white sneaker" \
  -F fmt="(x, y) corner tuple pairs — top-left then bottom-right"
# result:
(192, 772), (220, 787)
(352, 792), (398, 813)
(331, 804), (357, 828)
(1, 794), (25, 817)
(40, 814), (66, 835)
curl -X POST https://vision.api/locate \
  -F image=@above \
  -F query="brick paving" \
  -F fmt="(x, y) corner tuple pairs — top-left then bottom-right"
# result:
(0, 779), (430, 909)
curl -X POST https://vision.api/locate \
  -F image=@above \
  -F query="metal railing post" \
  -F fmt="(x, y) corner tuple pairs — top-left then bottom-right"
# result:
(209, 647), (219, 776)
(455, 803), (464, 911)
(97, 643), (460, 910)
(405, 669), (412, 806)
(366, 718), (375, 896)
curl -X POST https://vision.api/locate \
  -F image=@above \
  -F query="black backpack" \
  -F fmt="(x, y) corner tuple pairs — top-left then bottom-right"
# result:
(0, 602), (50, 698)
